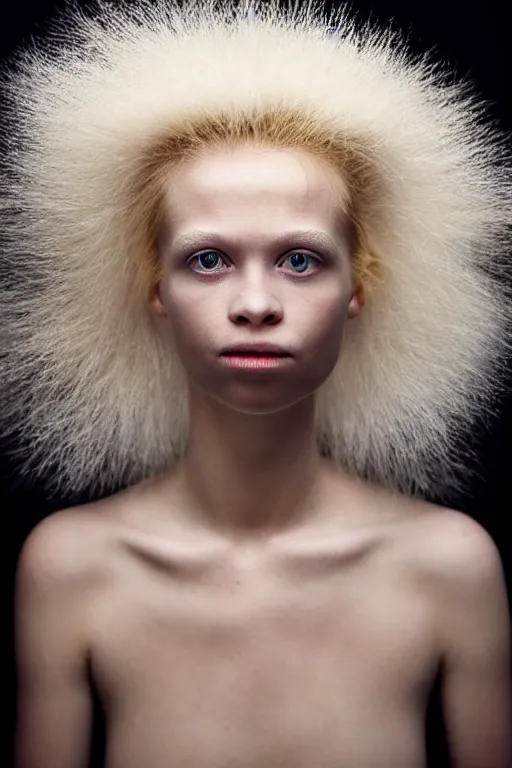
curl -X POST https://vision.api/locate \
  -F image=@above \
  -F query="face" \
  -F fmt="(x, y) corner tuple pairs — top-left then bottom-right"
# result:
(148, 145), (363, 414)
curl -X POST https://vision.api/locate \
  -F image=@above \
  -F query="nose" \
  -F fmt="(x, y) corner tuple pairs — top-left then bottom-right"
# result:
(228, 284), (284, 326)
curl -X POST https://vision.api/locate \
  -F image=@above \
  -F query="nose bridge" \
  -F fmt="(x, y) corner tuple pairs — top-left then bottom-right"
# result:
(239, 257), (274, 289)
(229, 258), (282, 321)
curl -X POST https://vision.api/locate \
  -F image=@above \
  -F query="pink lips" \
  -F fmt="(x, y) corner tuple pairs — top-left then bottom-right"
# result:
(219, 342), (293, 371)
(220, 354), (293, 371)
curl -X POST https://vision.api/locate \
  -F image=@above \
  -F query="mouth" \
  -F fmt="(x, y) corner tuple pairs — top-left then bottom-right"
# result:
(219, 353), (293, 370)
(220, 345), (292, 357)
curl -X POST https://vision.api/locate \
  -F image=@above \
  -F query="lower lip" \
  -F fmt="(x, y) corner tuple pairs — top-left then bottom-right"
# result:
(221, 355), (292, 370)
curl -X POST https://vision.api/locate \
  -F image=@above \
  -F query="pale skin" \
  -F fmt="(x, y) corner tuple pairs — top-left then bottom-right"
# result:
(15, 146), (511, 768)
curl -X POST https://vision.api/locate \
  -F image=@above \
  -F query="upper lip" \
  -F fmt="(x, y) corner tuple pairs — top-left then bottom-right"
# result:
(220, 343), (292, 356)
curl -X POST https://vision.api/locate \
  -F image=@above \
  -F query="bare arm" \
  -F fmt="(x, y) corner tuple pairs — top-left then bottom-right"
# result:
(434, 513), (511, 768)
(15, 514), (94, 768)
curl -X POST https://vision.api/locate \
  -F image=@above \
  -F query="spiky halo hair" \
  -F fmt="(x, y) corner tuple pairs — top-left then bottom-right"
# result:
(0, 0), (511, 502)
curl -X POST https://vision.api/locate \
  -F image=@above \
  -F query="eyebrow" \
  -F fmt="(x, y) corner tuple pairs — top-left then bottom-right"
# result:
(170, 229), (342, 254)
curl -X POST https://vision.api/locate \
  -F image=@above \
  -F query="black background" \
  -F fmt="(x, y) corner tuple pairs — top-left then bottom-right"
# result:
(2, 1), (511, 766)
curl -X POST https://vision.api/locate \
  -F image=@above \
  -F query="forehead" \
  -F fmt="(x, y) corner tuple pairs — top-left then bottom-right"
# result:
(159, 146), (350, 234)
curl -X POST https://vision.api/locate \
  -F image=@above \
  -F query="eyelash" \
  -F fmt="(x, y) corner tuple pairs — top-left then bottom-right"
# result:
(186, 250), (323, 276)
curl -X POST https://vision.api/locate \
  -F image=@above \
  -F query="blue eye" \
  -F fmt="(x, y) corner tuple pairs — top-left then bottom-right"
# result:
(196, 251), (221, 271)
(288, 252), (312, 273)
(188, 250), (320, 275)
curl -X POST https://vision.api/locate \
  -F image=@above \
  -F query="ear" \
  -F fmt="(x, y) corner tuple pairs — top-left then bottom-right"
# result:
(147, 282), (168, 317)
(347, 282), (365, 319)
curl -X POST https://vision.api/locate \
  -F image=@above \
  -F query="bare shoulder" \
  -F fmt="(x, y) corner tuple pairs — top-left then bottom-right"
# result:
(16, 475), (167, 588)
(353, 480), (506, 592)
(383, 498), (509, 647)
(16, 494), (124, 591)
(398, 500), (505, 585)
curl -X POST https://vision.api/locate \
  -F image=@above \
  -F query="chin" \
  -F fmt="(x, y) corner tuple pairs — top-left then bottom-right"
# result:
(201, 384), (319, 417)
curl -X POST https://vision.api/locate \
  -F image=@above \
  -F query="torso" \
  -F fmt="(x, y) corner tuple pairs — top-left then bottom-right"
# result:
(77, 472), (446, 768)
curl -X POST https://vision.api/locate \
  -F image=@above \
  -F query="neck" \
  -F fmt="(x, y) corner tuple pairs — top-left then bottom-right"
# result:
(172, 387), (338, 538)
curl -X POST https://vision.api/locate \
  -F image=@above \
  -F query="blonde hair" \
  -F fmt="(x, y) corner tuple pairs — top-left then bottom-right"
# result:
(1, 0), (511, 501)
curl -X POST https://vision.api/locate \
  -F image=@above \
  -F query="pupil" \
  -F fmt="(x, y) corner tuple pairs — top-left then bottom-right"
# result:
(199, 252), (219, 269)
(290, 252), (308, 272)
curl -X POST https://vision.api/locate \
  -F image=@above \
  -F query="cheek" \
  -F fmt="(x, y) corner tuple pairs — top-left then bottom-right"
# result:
(162, 285), (217, 357)
(293, 289), (352, 387)
(298, 289), (349, 347)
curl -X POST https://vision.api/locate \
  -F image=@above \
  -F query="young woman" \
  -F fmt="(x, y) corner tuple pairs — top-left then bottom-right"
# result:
(3, 2), (510, 766)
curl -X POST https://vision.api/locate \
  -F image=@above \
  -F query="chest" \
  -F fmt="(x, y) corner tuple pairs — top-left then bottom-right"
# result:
(89, 542), (439, 723)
